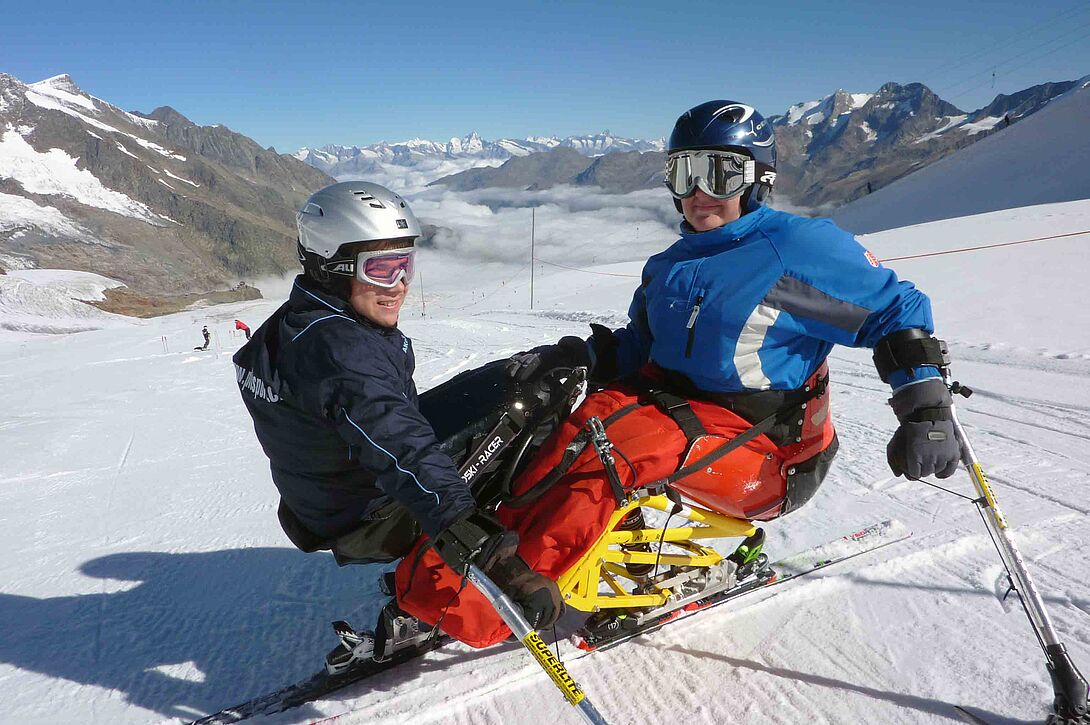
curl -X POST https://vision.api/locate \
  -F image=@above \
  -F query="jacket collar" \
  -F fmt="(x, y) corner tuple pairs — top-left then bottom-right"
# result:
(289, 275), (350, 314)
(676, 205), (771, 249)
(287, 275), (397, 334)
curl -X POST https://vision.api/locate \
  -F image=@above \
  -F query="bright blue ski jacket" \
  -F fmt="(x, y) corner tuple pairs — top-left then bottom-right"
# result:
(613, 205), (937, 392)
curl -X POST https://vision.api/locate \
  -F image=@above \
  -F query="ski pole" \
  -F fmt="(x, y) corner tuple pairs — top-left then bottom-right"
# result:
(465, 563), (609, 725)
(946, 375), (1089, 723)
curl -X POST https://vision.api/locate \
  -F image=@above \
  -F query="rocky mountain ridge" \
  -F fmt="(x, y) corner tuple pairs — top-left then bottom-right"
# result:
(0, 73), (332, 299)
(296, 130), (665, 178)
(417, 79), (1077, 209)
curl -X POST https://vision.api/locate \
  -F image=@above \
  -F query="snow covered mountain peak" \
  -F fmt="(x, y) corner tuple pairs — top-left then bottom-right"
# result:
(31, 74), (83, 95)
(776, 89), (874, 128)
(447, 131), (485, 155)
(296, 131), (665, 178)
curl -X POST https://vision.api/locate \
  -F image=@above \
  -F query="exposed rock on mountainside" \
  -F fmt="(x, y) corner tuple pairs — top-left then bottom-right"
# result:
(0, 73), (332, 300)
(418, 80), (1075, 209)
(433, 148), (590, 191)
(832, 77), (1090, 233)
(770, 80), (1076, 209)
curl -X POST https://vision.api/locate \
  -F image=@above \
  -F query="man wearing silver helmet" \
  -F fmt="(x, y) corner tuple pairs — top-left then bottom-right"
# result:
(233, 182), (561, 673)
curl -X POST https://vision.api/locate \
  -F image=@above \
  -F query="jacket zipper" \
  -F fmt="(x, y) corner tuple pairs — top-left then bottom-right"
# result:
(685, 294), (704, 358)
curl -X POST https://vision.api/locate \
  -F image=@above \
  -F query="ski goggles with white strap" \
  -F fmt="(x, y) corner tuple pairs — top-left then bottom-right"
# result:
(664, 150), (756, 200)
(319, 247), (416, 288)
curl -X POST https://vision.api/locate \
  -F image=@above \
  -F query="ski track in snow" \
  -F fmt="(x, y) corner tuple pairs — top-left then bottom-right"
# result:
(2, 202), (1090, 724)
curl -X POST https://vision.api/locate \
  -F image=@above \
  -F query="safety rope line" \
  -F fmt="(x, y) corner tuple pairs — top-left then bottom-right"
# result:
(879, 229), (1090, 262)
(525, 228), (1090, 279)
(533, 256), (641, 278)
(425, 227), (1090, 300)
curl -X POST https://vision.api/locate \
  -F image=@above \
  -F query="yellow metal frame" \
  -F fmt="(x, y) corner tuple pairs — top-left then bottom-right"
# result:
(555, 493), (757, 612)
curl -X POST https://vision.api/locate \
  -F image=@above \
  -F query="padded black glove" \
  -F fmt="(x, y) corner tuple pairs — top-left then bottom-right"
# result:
(887, 378), (964, 479)
(505, 336), (592, 384)
(433, 509), (563, 630)
(486, 552), (564, 630)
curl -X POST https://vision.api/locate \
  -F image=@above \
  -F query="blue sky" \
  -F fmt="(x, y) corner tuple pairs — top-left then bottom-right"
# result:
(3, 0), (1089, 152)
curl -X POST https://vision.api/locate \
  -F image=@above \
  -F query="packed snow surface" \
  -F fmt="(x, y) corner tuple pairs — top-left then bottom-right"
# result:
(1, 196), (1089, 723)
(0, 269), (128, 335)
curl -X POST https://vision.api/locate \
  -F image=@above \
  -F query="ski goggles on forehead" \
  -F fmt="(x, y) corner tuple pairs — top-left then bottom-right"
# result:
(320, 247), (416, 288)
(664, 150), (756, 200)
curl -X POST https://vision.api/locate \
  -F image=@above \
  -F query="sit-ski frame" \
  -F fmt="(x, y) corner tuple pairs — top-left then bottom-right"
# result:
(556, 492), (757, 613)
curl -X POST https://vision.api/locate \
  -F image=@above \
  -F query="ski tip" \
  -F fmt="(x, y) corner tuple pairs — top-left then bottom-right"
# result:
(844, 519), (911, 542)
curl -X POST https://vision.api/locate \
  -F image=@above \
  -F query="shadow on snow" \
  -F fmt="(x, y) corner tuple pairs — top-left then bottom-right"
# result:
(0, 547), (406, 721)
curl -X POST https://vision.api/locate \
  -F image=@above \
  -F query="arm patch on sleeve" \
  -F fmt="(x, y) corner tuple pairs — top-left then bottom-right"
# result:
(764, 274), (871, 334)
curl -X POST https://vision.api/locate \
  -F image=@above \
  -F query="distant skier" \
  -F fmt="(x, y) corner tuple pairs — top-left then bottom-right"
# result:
(196, 326), (211, 351)
(397, 100), (964, 646)
(232, 182), (561, 672)
(234, 319), (251, 340)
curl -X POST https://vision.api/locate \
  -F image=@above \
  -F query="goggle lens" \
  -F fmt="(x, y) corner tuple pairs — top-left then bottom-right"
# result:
(357, 249), (415, 288)
(664, 151), (750, 199)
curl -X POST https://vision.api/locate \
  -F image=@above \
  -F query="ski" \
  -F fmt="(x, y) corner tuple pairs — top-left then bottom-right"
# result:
(190, 520), (908, 723)
(189, 634), (447, 724)
(573, 519), (912, 652)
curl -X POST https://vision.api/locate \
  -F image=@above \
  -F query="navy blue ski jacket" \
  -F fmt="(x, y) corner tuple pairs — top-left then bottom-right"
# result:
(612, 206), (939, 392)
(233, 276), (475, 541)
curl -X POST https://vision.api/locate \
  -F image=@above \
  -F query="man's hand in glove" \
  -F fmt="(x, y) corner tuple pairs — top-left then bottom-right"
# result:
(887, 378), (964, 479)
(505, 336), (592, 384)
(434, 509), (563, 630)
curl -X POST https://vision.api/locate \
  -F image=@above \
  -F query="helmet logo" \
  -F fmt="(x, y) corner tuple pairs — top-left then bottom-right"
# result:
(713, 103), (755, 124)
(760, 171), (777, 185)
(710, 103), (774, 148)
(396, 219), (409, 229)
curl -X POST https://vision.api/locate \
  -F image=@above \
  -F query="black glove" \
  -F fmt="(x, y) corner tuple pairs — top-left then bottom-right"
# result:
(486, 553), (563, 630)
(505, 336), (592, 384)
(433, 509), (563, 630)
(887, 378), (963, 479)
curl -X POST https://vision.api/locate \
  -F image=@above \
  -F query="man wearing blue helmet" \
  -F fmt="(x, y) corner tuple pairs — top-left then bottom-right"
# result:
(509, 100), (962, 509)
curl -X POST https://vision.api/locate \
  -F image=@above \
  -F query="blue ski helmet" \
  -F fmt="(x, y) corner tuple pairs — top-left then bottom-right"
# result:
(667, 100), (777, 212)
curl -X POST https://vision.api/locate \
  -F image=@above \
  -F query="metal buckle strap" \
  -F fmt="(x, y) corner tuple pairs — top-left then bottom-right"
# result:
(587, 416), (629, 507)
(502, 402), (642, 509)
(646, 389), (707, 442)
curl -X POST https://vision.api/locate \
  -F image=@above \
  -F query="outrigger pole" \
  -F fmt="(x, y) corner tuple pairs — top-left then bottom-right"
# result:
(467, 564), (609, 725)
(947, 371), (1089, 724)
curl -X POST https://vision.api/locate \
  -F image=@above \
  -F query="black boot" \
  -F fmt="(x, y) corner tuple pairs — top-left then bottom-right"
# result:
(372, 600), (432, 662)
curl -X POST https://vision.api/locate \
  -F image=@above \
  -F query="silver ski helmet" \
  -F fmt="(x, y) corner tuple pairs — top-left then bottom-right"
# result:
(296, 181), (421, 297)
(666, 101), (777, 213)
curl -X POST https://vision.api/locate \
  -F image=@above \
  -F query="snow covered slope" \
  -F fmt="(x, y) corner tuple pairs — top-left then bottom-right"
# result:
(0, 269), (129, 335)
(832, 77), (1090, 234)
(1, 195), (1089, 723)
